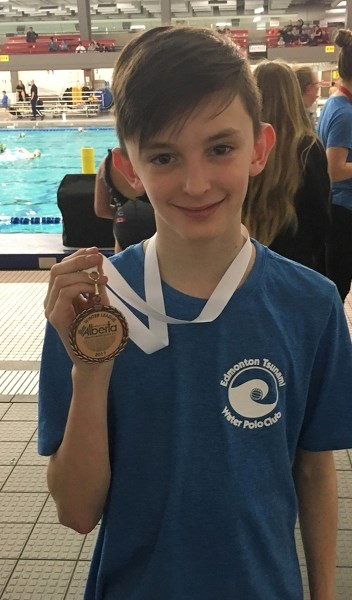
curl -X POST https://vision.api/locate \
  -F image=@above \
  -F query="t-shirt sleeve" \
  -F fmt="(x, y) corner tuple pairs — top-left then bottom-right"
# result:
(325, 108), (352, 151)
(298, 289), (352, 451)
(38, 322), (73, 456)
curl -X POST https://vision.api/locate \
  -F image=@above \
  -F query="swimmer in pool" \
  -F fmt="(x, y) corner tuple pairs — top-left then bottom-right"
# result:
(0, 147), (41, 161)
(16, 147), (41, 159)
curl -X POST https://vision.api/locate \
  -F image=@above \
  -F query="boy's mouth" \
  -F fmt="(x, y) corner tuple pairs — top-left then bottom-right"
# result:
(175, 198), (224, 217)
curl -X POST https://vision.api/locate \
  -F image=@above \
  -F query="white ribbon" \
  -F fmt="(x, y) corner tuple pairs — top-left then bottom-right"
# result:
(102, 226), (252, 354)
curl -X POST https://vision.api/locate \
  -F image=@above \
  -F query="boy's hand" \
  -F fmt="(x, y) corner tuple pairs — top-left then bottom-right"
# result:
(44, 247), (112, 367)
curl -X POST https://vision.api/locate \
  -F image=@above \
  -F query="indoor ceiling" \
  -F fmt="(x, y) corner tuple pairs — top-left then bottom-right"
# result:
(0, 0), (344, 21)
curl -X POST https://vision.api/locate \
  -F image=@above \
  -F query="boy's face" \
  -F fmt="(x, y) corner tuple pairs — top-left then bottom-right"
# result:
(121, 94), (273, 245)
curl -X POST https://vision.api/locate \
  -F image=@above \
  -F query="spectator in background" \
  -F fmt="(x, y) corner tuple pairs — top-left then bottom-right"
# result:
(59, 39), (69, 52)
(310, 23), (323, 45)
(75, 41), (86, 53)
(279, 23), (301, 45)
(15, 80), (26, 102)
(2, 91), (9, 110)
(329, 81), (339, 96)
(87, 40), (97, 52)
(317, 28), (352, 301)
(243, 60), (331, 274)
(295, 18), (304, 34)
(48, 37), (59, 52)
(81, 85), (91, 101)
(292, 65), (320, 127)
(94, 148), (156, 252)
(26, 27), (38, 44)
(29, 79), (44, 121)
(298, 25), (311, 45)
(62, 87), (73, 106)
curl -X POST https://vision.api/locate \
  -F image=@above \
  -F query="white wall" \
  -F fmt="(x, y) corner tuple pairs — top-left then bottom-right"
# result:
(93, 68), (113, 86)
(18, 69), (86, 96)
(0, 71), (11, 92)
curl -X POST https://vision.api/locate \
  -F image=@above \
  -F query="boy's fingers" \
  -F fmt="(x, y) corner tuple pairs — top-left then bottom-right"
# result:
(45, 271), (108, 315)
(44, 250), (108, 326)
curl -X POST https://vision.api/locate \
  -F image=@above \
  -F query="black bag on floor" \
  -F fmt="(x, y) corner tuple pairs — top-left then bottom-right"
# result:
(57, 174), (114, 248)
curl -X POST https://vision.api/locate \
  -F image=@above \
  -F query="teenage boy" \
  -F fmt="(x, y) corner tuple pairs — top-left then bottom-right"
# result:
(39, 27), (352, 600)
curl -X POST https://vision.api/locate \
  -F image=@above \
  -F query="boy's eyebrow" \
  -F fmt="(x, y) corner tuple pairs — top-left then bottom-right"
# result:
(142, 128), (243, 152)
(206, 129), (243, 143)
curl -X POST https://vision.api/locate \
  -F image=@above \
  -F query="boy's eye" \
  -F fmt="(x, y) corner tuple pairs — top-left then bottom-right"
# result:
(212, 144), (233, 156)
(151, 153), (173, 165)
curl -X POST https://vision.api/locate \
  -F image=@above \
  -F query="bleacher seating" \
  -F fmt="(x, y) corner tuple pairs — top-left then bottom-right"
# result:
(0, 34), (117, 55)
(265, 24), (330, 49)
(9, 94), (102, 119)
(266, 28), (280, 49)
(228, 29), (249, 49)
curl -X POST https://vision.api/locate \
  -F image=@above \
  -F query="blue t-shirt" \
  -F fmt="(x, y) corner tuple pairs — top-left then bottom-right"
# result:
(38, 241), (352, 600)
(317, 95), (352, 211)
(1, 94), (8, 109)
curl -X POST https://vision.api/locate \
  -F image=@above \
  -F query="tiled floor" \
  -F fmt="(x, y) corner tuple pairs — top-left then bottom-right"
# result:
(0, 270), (351, 599)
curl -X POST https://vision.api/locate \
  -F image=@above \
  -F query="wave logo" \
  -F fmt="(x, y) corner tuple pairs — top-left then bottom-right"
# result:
(228, 367), (279, 419)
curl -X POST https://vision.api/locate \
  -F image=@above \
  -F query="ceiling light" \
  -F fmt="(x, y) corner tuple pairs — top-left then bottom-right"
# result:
(254, 6), (264, 14)
(130, 24), (146, 30)
(253, 15), (261, 22)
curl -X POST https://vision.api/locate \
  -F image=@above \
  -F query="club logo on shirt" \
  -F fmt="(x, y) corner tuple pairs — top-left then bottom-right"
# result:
(220, 358), (285, 430)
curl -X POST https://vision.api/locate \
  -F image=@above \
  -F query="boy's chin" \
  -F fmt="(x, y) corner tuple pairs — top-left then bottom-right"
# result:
(175, 226), (236, 245)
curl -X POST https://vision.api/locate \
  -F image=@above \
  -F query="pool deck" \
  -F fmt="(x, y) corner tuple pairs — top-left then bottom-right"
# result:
(0, 112), (115, 130)
(0, 234), (69, 270)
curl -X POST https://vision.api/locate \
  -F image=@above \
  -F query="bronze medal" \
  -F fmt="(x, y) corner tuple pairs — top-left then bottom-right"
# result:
(69, 271), (129, 363)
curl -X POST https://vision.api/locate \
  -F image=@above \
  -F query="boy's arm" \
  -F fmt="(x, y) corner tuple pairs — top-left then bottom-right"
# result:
(44, 250), (114, 534)
(47, 362), (112, 534)
(293, 449), (337, 600)
(326, 146), (352, 182)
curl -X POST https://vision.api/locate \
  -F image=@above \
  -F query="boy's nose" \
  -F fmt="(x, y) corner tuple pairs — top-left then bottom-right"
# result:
(182, 162), (211, 197)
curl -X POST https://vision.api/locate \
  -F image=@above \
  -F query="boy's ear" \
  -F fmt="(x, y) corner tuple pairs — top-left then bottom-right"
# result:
(111, 147), (145, 194)
(249, 123), (276, 177)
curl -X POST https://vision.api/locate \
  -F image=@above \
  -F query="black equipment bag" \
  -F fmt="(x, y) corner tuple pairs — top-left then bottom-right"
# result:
(57, 174), (114, 248)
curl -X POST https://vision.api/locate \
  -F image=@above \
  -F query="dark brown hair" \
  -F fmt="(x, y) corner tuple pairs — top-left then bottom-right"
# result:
(335, 29), (352, 81)
(111, 26), (262, 154)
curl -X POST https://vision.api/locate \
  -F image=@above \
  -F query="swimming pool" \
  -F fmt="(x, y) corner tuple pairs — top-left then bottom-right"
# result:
(0, 127), (118, 233)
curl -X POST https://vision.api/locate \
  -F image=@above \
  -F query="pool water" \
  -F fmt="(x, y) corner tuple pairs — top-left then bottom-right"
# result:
(0, 127), (118, 233)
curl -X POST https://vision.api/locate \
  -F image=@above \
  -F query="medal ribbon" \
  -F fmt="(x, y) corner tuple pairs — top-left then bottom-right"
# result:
(102, 226), (252, 354)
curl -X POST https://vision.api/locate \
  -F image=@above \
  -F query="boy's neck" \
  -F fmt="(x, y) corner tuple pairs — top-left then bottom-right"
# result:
(339, 80), (352, 96)
(147, 226), (253, 299)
